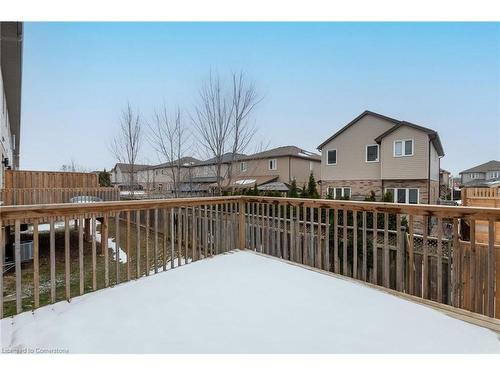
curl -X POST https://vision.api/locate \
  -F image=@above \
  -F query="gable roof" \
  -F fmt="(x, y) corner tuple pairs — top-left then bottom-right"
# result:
(317, 111), (400, 150)
(317, 110), (445, 157)
(149, 156), (200, 170)
(195, 152), (247, 167)
(112, 163), (153, 173)
(460, 160), (500, 174)
(241, 146), (321, 161)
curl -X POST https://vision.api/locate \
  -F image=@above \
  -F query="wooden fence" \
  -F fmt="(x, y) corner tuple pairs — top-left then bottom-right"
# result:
(0, 187), (120, 205)
(462, 187), (500, 245)
(1, 196), (499, 326)
(3, 169), (99, 189)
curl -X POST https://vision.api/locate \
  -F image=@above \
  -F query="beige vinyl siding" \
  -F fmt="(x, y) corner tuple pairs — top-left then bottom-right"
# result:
(320, 114), (394, 181)
(380, 126), (429, 180)
(290, 157), (320, 186)
(429, 143), (440, 181)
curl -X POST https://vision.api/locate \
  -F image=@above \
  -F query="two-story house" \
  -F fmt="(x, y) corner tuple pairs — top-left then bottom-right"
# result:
(110, 163), (153, 189)
(225, 146), (321, 193)
(317, 111), (444, 204)
(459, 160), (500, 187)
(0, 22), (23, 188)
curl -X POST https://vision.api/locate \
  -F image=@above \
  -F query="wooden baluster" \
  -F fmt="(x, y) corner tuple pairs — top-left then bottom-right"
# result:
(372, 211), (378, 285)
(64, 217), (71, 301)
(146, 209), (150, 274)
(192, 206), (197, 261)
(103, 214), (109, 287)
(334, 208), (339, 273)
(50, 218), (56, 303)
(127, 211), (131, 280)
(136, 211), (141, 278)
(362, 211), (367, 281)
(487, 219), (495, 318)
(408, 215), (415, 295)
(437, 217), (443, 303)
(178, 207), (183, 262)
(203, 206), (208, 258)
(79, 215), (85, 294)
(257, 203), (262, 253)
(353, 210), (358, 279)
(383, 212), (389, 288)
(469, 219), (476, 311)
(277, 205), (282, 258)
(343, 209), (347, 276)
(154, 208), (158, 273)
(422, 215), (429, 299)
(163, 208), (168, 268)
(33, 220), (40, 309)
(325, 208), (330, 272)
(452, 218), (459, 308)
(396, 214), (403, 292)
(92, 215), (97, 290)
(295, 205), (300, 263)
(184, 206), (189, 260)
(171, 208), (176, 268)
(15, 220), (22, 313)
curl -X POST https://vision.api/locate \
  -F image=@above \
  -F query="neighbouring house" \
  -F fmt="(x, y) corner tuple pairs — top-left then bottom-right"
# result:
(137, 157), (200, 192)
(317, 111), (445, 204)
(220, 146), (321, 193)
(110, 163), (152, 189)
(459, 160), (500, 188)
(0, 22), (23, 188)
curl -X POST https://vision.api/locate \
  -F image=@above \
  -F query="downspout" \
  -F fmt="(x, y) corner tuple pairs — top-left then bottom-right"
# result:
(427, 138), (431, 205)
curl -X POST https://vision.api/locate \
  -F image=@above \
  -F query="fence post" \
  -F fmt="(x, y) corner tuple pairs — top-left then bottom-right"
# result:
(239, 199), (246, 250)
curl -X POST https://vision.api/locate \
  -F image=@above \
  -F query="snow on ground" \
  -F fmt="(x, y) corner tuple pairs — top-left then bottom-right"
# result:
(1, 251), (499, 354)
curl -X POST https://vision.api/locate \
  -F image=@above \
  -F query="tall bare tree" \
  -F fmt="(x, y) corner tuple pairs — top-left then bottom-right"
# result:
(111, 103), (142, 195)
(192, 71), (261, 195)
(148, 105), (189, 198)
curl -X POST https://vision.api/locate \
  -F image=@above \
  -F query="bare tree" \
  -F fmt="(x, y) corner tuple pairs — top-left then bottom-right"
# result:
(192, 71), (261, 195)
(148, 105), (189, 198)
(60, 158), (88, 172)
(111, 103), (142, 196)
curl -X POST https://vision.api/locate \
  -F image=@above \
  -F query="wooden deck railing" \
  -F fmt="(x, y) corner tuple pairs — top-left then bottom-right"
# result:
(0, 187), (120, 205)
(1, 196), (499, 324)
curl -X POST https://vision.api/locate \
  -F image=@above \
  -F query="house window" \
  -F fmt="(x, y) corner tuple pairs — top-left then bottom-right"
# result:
(240, 162), (247, 172)
(327, 149), (337, 165)
(328, 186), (351, 200)
(268, 159), (277, 171)
(385, 188), (419, 204)
(394, 139), (414, 157)
(366, 144), (379, 162)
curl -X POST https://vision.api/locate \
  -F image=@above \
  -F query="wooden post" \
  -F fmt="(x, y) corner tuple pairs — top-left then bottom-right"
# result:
(103, 214), (109, 287)
(487, 219), (495, 318)
(325, 208), (330, 272)
(408, 215), (415, 295)
(238, 200), (246, 250)
(115, 213), (120, 284)
(50, 218), (56, 303)
(136, 210), (141, 277)
(353, 210), (358, 279)
(84, 218), (91, 242)
(0, 221), (4, 318)
(423, 215), (429, 300)
(92, 215), (97, 290)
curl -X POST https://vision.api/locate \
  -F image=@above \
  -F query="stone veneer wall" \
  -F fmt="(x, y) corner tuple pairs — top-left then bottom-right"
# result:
(320, 179), (383, 200)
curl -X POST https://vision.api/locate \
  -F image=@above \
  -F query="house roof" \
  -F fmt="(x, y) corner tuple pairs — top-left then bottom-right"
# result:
(461, 179), (500, 188)
(460, 160), (500, 174)
(112, 163), (153, 173)
(195, 153), (247, 167)
(257, 181), (290, 192)
(149, 157), (200, 170)
(317, 110), (445, 157)
(215, 175), (279, 189)
(240, 146), (321, 162)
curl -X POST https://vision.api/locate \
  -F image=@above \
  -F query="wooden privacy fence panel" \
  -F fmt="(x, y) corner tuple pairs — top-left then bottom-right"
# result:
(0, 187), (120, 205)
(1, 195), (500, 323)
(4, 170), (99, 189)
(0, 196), (241, 318)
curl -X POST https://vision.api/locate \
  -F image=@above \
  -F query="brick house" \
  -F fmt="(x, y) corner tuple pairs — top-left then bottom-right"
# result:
(317, 111), (444, 204)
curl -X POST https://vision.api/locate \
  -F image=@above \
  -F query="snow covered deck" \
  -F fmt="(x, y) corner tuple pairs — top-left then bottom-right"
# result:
(1, 251), (499, 353)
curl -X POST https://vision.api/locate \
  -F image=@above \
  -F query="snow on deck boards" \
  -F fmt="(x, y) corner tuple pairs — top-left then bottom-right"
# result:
(1, 251), (499, 353)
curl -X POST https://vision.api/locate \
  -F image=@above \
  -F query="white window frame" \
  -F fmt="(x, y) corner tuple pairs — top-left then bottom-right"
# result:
(326, 149), (337, 165)
(365, 144), (379, 163)
(328, 186), (351, 199)
(393, 139), (414, 157)
(268, 159), (277, 171)
(240, 161), (247, 172)
(385, 187), (419, 204)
